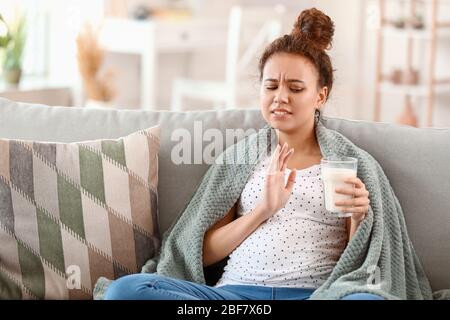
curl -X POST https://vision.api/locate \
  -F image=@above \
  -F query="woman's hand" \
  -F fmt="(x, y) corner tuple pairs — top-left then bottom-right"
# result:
(256, 143), (296, 221)
(334, 177), (370, 222)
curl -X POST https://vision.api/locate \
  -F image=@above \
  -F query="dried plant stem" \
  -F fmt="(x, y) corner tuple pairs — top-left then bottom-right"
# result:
(76, 24), (115, 102)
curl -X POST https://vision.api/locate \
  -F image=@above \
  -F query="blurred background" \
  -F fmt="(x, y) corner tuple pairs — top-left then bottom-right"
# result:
(0, 0), (449, 127)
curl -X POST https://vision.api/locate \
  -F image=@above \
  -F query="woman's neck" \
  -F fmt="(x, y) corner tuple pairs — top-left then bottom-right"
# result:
(276, 124), (321, 156)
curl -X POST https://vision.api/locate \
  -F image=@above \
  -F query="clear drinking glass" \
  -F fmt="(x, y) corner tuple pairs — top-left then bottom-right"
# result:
(321, 156), (358, 218)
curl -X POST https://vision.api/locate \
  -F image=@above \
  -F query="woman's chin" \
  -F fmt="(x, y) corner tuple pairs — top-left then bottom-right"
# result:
(268, 119), (293, 130)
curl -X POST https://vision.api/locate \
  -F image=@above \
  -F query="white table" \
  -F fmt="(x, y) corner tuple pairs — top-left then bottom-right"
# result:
(0, 77), (72, 107)
(98, 17), (228, 109)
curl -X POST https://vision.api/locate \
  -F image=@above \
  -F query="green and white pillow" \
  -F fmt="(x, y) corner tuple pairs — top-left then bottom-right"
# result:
(0, 125), (160, 299)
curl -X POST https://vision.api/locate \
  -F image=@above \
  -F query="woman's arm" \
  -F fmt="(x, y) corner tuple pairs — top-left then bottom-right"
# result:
(202, 202), (269, 267)
(203, 143), (296, 267)
(346, 217), (364, 242)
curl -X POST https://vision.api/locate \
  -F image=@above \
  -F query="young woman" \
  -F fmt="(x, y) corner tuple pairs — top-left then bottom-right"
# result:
(104, 8), (382, 300)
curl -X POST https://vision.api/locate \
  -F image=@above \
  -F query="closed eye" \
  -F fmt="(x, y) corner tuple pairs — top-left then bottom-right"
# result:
(265, 86), (304, 93)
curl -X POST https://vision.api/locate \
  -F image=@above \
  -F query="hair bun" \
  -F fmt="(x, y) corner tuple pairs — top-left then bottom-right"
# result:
(291, 8), (335, 51)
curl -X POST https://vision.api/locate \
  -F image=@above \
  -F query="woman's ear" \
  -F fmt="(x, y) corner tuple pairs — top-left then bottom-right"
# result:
(317, 86), (328, 107)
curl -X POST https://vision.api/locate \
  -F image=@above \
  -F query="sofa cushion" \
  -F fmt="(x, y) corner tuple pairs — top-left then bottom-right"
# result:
(0, 125), (160, 299)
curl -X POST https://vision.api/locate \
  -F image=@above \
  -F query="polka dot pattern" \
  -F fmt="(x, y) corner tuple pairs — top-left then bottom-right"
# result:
(216, 153), (348, 289)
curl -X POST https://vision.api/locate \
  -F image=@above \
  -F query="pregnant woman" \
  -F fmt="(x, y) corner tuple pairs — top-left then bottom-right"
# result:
(99, 7), (432, 301)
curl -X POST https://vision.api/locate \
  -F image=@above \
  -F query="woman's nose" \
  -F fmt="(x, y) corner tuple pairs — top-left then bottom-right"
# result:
(274, 90), (289, 104)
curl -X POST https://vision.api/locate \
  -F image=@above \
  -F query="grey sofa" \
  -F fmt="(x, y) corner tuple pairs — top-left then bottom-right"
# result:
(0, 97), (449, 292)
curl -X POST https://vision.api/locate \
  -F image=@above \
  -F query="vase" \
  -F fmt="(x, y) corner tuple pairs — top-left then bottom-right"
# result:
(85, 99), (113, 109)
(396, 98), (418, 127)
(3, 68), (22, 86)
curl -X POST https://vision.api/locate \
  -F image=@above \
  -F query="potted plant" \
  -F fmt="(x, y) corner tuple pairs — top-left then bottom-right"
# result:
(0, 14), (11, 80)
(0, 14), (26, 85)
(0, 14), (10, 48)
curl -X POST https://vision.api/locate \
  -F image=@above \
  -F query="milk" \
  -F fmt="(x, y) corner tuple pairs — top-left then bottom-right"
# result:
(321, 167), (357, 216)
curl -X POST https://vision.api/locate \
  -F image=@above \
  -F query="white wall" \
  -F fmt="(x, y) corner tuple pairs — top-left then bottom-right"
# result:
(47, 0), (104, 107)
(3, 0), (448, 126)
(185, 0), (366, 116)
(307, 0), (365, 120)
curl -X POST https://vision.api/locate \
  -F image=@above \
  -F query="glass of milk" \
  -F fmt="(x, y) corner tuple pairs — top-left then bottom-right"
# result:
(320, 156), (358, 218)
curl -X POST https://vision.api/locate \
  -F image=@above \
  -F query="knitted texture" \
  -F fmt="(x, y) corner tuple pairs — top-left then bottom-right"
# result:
(94, 118), (449, 300)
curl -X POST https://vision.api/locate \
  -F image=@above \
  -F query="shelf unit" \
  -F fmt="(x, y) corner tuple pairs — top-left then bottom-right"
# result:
(374, 0), (450, 127)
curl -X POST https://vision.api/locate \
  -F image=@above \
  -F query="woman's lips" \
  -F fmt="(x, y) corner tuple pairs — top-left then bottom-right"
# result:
(271, 109), (292, 119)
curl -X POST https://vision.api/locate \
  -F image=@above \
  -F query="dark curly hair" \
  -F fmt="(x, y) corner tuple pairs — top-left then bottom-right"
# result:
(258, 8), (335, 101)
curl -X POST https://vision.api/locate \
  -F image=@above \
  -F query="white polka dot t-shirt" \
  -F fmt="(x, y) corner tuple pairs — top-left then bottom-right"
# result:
(215, 151), (348, 289)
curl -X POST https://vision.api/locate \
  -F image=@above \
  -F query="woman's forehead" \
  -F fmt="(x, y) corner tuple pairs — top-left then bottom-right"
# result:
(263, 53), (317, 80)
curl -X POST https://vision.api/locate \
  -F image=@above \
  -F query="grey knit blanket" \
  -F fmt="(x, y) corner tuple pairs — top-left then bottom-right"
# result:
(94, 119), (450, 300)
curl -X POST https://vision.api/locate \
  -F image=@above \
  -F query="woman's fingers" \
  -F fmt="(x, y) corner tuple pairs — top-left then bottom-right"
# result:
(267, 144), (281, 174)
(267, 142), (295, 174)
(339, 206), (369, 214)
(281, 148), (294, 171)
(335, 187), (369, 198)
(285, 169), (297, 193)
(334, 175), (370, 214)
(344, 177), (364, 188)
(278, 143), (288, 169)
(335, 197), (370, 207)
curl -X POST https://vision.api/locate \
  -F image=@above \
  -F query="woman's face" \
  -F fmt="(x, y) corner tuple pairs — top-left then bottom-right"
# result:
(260, 52), (327, 134)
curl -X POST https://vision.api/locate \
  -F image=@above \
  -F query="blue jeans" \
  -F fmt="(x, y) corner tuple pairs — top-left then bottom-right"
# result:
(104, 274), (384, 300)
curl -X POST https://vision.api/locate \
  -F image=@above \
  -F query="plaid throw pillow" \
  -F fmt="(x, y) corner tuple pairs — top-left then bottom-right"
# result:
(0, 126), (160, 299)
